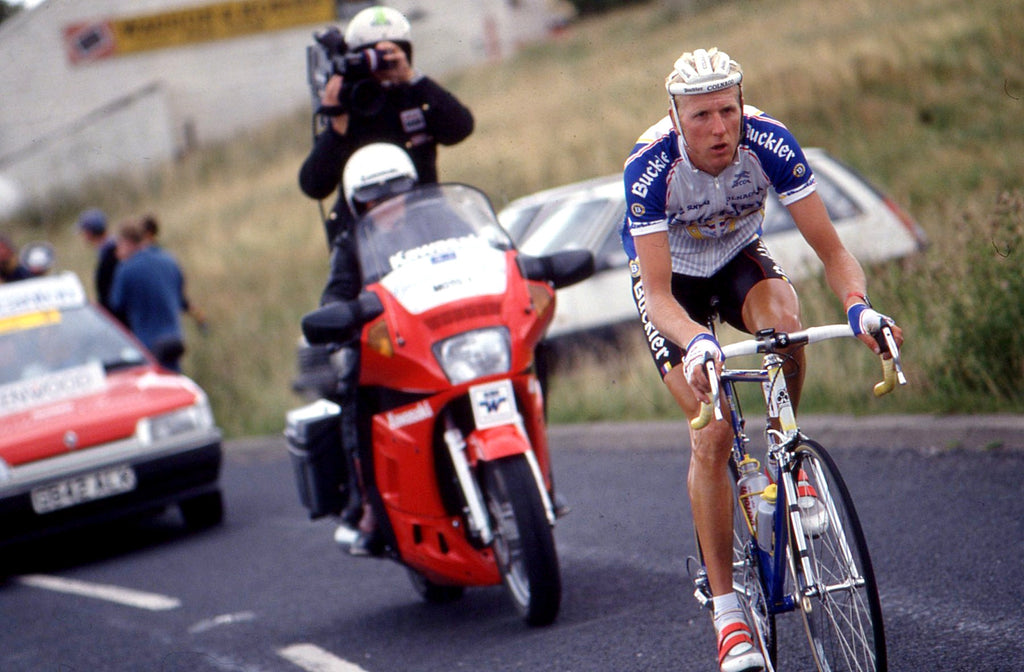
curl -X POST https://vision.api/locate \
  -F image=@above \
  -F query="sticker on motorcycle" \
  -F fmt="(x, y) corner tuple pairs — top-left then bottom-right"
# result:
(469, 380), (518, 429)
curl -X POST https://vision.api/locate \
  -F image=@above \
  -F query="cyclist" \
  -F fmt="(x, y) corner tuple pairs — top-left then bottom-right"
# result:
(620, 47), (902, 672)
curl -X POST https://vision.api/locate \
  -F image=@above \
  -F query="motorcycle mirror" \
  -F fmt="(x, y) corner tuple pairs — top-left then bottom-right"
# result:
(301, 291), (385, 344)
(517, 249), (595, 290)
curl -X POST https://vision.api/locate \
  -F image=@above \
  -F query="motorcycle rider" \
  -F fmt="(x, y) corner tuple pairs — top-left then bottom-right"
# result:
(622, 47), (902, 672)
(326, 142), (421, 556)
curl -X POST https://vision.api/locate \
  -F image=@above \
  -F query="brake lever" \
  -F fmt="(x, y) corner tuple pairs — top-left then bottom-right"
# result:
(872, 324), (907, 397)
(689, 358), (722, 430)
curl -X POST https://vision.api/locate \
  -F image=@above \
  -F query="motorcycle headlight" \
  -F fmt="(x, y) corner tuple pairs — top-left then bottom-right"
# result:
(137, 397), (216, 445)
(433, 327), (511, 384)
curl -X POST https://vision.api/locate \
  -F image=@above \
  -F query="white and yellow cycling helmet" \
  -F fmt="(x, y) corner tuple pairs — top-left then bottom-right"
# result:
(666, 48), (744, 143)
(666, 47), (743, 96)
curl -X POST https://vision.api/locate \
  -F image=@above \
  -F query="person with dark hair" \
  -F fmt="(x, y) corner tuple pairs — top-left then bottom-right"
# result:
(139, 213), (207, 331)
(76, 208), (121, 319)
(108, 219), (189, 372)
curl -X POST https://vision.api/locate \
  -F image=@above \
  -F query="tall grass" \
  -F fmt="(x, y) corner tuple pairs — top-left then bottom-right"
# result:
(4, 0), (1021, 436)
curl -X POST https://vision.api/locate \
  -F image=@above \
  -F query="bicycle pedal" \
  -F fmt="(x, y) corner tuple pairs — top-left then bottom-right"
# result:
(686, 556), (713, 609)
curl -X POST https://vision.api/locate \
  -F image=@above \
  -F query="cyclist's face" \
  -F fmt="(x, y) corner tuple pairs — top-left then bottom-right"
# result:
(674, 86), (742, 176)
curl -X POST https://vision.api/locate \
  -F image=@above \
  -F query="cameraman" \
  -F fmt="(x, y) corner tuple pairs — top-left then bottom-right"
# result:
(299, 5), (475, 305)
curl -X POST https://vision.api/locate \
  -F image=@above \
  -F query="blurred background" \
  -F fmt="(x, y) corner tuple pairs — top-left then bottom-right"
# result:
(0, 0), (1021, 437)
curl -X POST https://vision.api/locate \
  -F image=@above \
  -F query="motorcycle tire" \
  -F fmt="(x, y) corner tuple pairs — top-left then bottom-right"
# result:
(481, 455), (561, 627)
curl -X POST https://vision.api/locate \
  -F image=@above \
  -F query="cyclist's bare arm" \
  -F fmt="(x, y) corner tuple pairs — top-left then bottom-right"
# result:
(786, 193), (902, 354)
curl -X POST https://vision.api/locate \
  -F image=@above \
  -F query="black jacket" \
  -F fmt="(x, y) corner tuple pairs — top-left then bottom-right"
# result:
(299, 75), (474, 244)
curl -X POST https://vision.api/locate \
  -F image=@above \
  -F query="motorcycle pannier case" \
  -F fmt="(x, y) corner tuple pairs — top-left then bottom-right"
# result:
(285, 399), (347, 519)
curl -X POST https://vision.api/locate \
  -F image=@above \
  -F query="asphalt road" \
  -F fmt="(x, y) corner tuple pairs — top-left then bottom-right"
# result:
(1, 415), (1022, 671)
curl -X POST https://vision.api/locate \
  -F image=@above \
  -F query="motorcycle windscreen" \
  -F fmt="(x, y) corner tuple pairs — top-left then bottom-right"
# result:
(355, 184), (515, 314)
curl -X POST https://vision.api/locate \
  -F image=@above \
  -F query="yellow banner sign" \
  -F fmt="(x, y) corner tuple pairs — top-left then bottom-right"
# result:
(64, 0), (340, 64)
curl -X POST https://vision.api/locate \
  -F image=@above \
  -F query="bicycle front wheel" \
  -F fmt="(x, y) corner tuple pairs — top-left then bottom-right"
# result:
(791, 440), (886, 672)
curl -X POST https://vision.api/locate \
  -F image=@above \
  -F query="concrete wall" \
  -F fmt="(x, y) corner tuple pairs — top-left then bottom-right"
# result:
(0, 0), (563, 204)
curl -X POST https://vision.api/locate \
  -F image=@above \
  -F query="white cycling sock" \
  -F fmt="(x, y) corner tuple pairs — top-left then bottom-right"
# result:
(712, 592), (743, 628)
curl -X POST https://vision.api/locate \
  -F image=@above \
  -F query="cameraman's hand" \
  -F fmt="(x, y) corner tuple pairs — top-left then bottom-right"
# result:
(374, 41), (414, 84)
(322, 75), (349, 134)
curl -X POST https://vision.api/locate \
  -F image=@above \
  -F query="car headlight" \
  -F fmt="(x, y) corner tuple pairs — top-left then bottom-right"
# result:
(433, 327), (511, 384)
(137, 397), (215, 445)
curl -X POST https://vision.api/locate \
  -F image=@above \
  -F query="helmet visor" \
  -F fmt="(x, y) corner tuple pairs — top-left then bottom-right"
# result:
(352, 175), (417, 207)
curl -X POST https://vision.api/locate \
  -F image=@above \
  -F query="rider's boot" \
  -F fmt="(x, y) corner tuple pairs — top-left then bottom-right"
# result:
(349, 504), (385, 556)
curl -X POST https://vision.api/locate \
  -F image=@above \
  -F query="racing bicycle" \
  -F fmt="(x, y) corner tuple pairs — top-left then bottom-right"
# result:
(689, 321), (905, 671)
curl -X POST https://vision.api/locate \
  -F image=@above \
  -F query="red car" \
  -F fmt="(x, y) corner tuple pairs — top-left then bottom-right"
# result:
(0, 272), (223, 549)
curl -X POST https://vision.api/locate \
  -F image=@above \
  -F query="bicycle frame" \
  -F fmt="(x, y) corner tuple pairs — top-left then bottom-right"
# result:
(715, 348), (803, 616)
(692, 322), (903, 671)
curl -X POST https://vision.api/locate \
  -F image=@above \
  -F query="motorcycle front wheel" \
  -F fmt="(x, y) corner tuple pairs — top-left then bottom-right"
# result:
(481, 455), (561, 626)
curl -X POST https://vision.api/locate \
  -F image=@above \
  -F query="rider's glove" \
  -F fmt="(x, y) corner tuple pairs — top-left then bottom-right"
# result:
(847, 303), (894, 337)
(682, 333), (723, 385)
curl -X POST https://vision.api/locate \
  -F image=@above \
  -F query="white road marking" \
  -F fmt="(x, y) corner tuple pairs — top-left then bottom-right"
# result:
(15, 574), (181, 611)
(188, 611), (257, 633)
(278, 643), (371, 672)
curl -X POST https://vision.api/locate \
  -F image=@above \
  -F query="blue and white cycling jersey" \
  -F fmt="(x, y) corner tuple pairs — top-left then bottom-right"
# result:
(621, 105), (816, 277)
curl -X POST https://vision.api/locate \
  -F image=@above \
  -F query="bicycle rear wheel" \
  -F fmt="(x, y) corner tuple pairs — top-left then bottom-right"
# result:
(791, 440), (886, 672)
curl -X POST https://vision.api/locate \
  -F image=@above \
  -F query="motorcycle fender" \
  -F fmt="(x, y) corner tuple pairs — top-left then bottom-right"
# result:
(466, 424), (529, 463)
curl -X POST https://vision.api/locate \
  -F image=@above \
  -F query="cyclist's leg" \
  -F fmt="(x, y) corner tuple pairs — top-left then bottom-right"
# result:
(663, 368), (736, 597)
(724, 240), (804, 408)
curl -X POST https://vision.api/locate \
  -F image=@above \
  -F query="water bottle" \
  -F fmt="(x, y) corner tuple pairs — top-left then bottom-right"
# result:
(737, 456), (769, 530)
(756, 483), (778, 552)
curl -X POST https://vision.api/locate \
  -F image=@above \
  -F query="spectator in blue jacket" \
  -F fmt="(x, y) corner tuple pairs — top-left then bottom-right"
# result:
(108, 219), (188, 371)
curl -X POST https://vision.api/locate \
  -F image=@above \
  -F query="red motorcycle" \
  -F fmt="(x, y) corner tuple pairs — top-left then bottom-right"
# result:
(286, 183), (593, 626)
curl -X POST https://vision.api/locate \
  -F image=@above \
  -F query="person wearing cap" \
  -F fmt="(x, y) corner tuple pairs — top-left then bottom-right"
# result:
(621, 48), (903, 672)
(299, 5), (474, 306)
(76, 208), (122, 320)
(0, 233), (31, 283)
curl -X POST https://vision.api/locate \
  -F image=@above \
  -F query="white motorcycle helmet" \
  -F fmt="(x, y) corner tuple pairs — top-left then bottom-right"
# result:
(342, 142), (419, 215)
(345, 6), (412, 61)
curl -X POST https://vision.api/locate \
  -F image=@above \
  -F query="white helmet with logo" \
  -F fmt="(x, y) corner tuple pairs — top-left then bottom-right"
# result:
(343, 143), (418, 215)
(345, 6), (412, 53)
(665, 47), (742, 96)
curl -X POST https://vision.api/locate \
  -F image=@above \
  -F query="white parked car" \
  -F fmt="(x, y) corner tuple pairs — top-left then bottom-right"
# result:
(499, 148), (927, 341)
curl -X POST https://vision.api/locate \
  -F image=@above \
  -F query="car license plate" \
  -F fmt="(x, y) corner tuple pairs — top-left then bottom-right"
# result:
(31, 465), (137, 514)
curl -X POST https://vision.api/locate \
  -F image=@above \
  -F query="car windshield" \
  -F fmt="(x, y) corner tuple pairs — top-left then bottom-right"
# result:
(0, 304), (147, 386)
(355, 183), (514, 285)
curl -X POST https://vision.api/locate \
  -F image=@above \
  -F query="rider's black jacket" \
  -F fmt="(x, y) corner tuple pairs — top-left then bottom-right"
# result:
(298, 75), (474, 270)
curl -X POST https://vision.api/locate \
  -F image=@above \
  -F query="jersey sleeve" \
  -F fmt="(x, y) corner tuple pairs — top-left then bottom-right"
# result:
(622, 132), (675, 237)
(743, 108), (816, 206)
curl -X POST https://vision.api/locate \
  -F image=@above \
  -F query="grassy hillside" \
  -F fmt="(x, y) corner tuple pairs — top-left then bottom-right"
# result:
(5, 0), (1022, 436)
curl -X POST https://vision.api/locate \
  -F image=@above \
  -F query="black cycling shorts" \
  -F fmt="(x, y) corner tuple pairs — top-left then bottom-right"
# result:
(629, 238), (791, 379)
